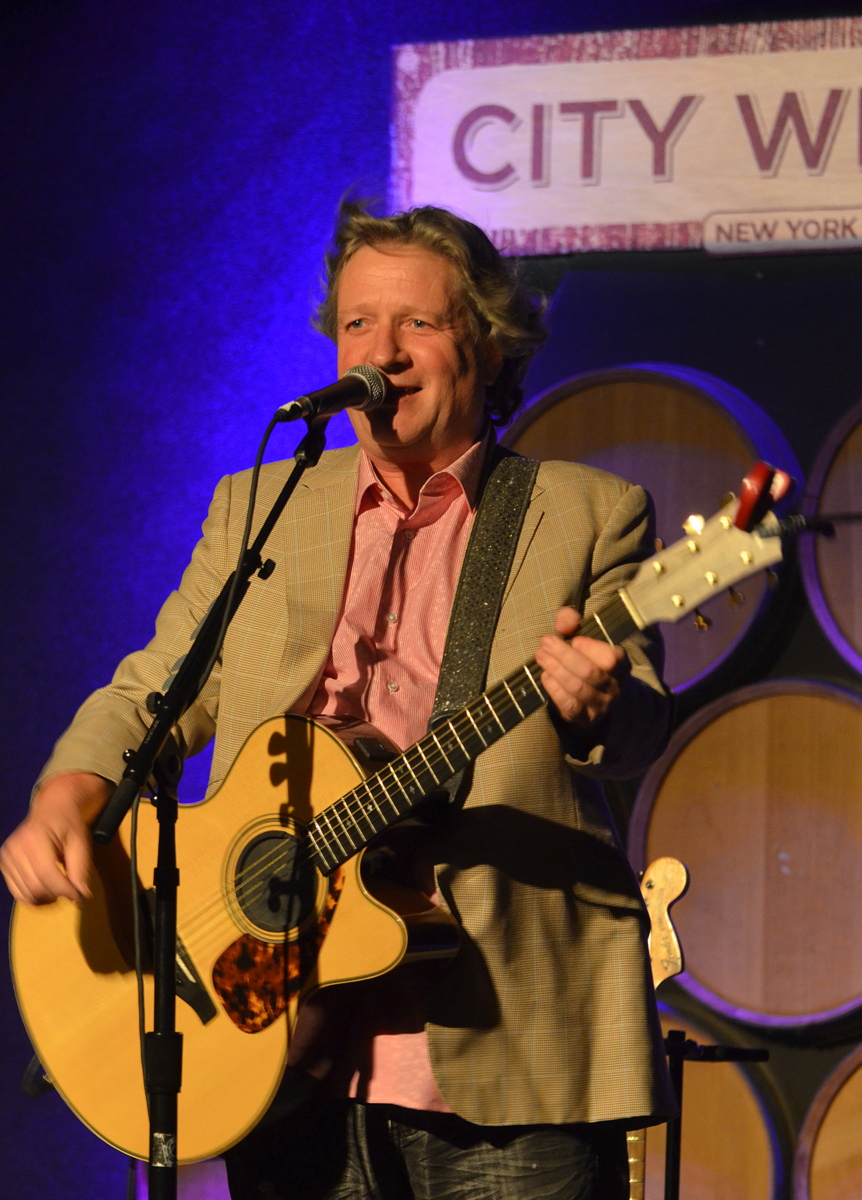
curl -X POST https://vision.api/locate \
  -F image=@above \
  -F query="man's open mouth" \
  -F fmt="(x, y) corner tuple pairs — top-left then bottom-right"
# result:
(385, 385), (421, 403)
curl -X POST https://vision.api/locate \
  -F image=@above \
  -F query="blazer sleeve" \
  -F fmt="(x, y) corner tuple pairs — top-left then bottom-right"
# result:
(554, 481), (674, 781)
(34, 475), (236, 791)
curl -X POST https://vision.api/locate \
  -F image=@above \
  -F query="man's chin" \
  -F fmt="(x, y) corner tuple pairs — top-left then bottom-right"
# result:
(363, 411), (428, 450)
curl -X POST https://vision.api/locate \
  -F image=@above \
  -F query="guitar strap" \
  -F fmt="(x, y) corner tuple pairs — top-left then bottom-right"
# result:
(427, 442), (540, 806)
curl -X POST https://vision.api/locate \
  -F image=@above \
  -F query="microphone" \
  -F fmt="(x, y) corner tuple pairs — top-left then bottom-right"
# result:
(276, 364), (387, 423)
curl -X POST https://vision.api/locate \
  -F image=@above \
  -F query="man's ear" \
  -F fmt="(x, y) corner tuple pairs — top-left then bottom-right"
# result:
(483, 339), (504, 387)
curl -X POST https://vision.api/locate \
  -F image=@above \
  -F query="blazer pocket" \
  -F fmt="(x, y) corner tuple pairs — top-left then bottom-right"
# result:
(571, 878), (649, 924)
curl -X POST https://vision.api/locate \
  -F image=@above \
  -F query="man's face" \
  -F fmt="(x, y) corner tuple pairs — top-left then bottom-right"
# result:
(336, 243), (499, 471)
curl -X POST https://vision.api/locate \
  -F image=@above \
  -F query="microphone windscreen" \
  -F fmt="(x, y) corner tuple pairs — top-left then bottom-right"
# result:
(342, 364), (386, 412)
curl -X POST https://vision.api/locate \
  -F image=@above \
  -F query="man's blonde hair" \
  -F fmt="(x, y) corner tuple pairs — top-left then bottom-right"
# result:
(314, 202), (547, 425)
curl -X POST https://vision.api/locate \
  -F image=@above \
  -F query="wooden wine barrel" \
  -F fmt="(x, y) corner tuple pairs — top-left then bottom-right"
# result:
(794, 1041), (862, 1200)
(645, 1004), (789, 1200)
(504, 364), (801, 693)
(800, 397), (862, 674)
(629, 680), (862, 1028)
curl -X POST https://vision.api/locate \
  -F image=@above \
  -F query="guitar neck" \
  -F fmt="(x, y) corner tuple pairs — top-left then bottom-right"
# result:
(307, 593), (637, 875)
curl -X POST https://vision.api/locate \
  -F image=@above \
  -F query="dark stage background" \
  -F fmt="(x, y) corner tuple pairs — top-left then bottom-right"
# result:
(2, 1), (861, 1196)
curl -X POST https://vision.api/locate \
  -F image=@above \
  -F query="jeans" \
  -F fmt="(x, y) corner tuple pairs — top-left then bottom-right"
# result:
(223, 1100), (629, 1200)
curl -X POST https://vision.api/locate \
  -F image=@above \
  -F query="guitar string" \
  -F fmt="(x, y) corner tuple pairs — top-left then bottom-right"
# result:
(173, 604), (632, 951)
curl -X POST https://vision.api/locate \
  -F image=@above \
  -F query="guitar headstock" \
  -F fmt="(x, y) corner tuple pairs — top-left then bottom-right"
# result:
(641, 856), (689, 989)
(621, 462), (789, 631)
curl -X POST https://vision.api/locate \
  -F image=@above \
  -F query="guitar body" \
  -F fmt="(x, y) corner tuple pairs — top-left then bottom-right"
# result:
(10, 714), (459, 1163)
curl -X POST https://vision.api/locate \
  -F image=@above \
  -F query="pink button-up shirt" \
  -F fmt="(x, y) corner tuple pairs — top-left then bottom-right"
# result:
(307, 436), (488, 1111)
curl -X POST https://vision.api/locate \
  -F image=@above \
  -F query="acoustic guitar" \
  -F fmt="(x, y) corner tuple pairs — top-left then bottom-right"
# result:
(10, 465), (787, 1163)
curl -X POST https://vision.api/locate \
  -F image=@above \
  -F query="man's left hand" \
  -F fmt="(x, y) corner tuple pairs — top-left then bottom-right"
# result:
(534, 606), (629, 728)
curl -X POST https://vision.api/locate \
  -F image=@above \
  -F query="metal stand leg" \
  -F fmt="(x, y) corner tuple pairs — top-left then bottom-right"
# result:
(146, 751), (183, 1199)
(662, 1029), (769, 1200)
(664, 1031), (685, 1200)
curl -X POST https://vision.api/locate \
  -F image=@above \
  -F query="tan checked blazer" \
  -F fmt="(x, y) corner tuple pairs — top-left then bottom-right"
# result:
(41, 444), (675, 1127)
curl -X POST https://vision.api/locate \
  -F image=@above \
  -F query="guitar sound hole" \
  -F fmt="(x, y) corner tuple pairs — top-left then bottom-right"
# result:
(234, 831), (317, 936)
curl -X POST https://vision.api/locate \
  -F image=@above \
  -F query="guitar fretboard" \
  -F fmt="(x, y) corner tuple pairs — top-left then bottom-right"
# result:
(306, 593), (636, 875)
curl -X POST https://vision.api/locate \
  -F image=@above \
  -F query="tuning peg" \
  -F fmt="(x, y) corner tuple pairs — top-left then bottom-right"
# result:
(654, 537), (665, 552)
(728, 587), (745, 608)
(683, 515), (705, 536)
(766, 569), (778, 588)
(693, 610), (712, 631)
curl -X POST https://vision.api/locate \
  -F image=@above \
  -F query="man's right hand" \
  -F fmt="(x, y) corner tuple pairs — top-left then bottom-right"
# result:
(0, 772), (112, 905)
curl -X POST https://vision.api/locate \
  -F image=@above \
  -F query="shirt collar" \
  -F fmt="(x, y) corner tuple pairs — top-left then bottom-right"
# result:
(356, 428), (493, 515)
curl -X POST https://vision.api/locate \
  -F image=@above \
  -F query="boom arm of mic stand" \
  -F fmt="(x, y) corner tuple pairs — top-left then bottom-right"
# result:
(92, 419), (329, 845)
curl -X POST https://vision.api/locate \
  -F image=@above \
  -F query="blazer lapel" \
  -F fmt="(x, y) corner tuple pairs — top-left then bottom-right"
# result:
(270, 445), (360, 715)
(502, 477), (546, 606)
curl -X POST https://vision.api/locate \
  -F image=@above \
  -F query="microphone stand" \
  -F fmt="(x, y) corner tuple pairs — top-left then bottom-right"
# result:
(662, 1030), (769, 1200)
(92, 417), (329, 1199)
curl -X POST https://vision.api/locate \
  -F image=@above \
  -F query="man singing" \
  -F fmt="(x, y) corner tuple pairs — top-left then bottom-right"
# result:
(2, 202), (673, 1199)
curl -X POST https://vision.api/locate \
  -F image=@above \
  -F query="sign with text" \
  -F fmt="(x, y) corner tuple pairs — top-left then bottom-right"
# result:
(392, 19), (862, 255)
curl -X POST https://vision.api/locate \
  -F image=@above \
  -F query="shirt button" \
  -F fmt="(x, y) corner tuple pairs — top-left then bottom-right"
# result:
(387, 680), (399, 693)
(386, 613), (398, 624)
(403, 529), (415, 541)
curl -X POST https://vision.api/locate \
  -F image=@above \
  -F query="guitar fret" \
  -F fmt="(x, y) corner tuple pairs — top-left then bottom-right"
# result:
(400, 752), (427, 795)
(483, 694), (507, 734)
(337, 809), (361, 853)
(304, 823), (325, 860)
(353, 780), (386, 835)
(446, 721), (469, 757)
(338, 784), (381, 839)
(364, 768), (396, 816)
(585, 596), (636, 646)
(383, 764), (412, 812)
(464, 707), (488, 748)
(414, 740), (442, 785)
(311, 813), (335, 860)
(430, 731), (456, 773)
(305, 823), (334, 873)
(318, 805), (354, 858)
(488, 683), (519, 725)
(591, 611), (613, 646)
(522, 663), (546, 700)
(362, 780), (387, 823)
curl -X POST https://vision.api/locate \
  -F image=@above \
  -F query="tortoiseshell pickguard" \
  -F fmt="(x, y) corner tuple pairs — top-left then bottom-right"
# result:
(212, 866), (344, 1033)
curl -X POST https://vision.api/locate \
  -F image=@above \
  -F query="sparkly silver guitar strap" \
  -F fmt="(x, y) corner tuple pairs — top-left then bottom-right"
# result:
(428, 444), (540, 806)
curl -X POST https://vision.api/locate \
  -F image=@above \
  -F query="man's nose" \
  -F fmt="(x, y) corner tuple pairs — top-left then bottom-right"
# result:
(368, 323), (410, 371)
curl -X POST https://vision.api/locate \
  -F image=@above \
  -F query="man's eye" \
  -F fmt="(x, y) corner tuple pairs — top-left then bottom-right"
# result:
(347, 319), (365, 329)
(411, 319), (428, 329)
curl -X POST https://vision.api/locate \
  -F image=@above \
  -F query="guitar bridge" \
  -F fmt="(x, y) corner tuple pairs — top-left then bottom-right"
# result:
(144, 890), (217, 1026)
(175, 941), (218, 1026)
